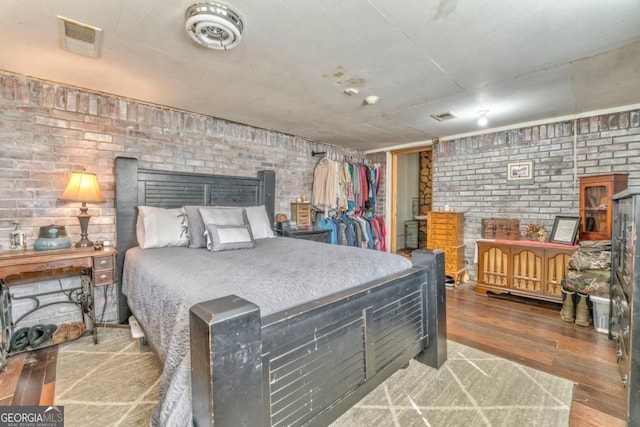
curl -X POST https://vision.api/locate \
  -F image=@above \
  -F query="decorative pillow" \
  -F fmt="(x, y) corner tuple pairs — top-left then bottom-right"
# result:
(184, 205), (245, 248)
(137, 206), (188, 249)
(205, 223), (255, 251)
(244, 205), (275, 239)
(183, 205), (208, 248)
(198, 207), (246, 227)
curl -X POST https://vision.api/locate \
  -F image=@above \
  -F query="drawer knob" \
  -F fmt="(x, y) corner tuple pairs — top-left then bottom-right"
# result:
(99, 260), (108, 266)
(100, 274), (108, 280)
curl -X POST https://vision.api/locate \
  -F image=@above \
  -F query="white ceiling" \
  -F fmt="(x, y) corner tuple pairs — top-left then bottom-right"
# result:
(1, 0), (640, 151)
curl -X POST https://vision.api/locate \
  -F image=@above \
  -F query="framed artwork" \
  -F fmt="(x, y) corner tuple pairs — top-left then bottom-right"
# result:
(549, 216), (580, 245)
(506, 161), (534, 185)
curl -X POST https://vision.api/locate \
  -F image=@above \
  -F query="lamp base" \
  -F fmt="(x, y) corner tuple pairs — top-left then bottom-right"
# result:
(75, 239), (94, 248)
(76, 204), (94, 248)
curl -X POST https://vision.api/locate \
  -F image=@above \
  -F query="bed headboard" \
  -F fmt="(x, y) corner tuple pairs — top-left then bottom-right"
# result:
(114, 156), (276, 322)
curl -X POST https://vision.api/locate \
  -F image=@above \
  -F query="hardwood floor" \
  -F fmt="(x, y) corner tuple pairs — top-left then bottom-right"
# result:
(0, 285), (628, 426)
(447, 283), (627, 427)
(0, 345), (56, 406)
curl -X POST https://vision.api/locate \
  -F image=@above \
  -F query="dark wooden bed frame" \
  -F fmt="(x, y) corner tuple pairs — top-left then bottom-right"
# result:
(114, 156), (447, 427)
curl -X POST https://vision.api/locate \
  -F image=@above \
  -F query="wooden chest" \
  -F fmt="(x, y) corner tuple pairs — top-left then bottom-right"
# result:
(426, 211), (465, 285)
(481, 218), (520, 240)
(290, 202), (311, 227)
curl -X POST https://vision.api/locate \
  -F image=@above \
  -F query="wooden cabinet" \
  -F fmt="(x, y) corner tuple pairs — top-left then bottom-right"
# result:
(476, 240), (575, 302)
(290, 202), (311, 228)
(426, 211), (465, 284)
(579, 173), (628, 241)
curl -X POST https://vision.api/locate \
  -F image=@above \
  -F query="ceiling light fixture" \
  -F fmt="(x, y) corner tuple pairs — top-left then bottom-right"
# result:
(477, 110), (489, 126)
(185, 3), (244, 50)
(344, 88), (359, 96)
(363, 95), (379, 105)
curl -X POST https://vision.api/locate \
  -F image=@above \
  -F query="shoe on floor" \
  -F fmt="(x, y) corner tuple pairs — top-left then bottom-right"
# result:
(66, 321), (86, 341)
(52, 323), (69, 344)
(10, 327), (31, 352)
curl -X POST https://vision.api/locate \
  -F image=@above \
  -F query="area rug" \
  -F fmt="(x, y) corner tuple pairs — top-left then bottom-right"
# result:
(54, 328), (573, 427)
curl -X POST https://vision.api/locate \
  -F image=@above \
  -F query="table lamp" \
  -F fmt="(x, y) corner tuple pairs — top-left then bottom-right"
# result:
(59, 171), (106, 247)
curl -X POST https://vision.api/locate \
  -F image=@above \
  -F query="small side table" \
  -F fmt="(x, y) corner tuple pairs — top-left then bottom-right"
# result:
(0, 247), (117, 371)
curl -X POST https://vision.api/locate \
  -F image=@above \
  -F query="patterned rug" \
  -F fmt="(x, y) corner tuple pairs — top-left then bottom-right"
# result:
(54, 328), (573, 427)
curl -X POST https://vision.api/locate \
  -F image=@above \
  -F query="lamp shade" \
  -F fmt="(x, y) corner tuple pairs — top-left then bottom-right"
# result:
(60, 172), (106, 203)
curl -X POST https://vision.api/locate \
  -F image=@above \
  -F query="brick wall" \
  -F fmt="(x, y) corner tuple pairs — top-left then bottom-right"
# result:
(0, 71), (363, 325)
(431, 111), (640, 279)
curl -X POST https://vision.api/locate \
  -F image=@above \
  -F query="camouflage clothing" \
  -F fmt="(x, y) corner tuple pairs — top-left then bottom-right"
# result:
(564, 240), (611, 297)
(564, 269), (611, 296)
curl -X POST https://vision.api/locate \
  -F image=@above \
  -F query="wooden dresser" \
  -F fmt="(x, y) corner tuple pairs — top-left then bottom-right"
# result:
(290, 202), (311, 228)
(426, 211), (465, 285)
(476, 240), (576, 302)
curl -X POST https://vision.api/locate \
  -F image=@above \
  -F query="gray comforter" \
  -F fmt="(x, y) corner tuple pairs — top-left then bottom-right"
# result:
(122, 237), (412, 426)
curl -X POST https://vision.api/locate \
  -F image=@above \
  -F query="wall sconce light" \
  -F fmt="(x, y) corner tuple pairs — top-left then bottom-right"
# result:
(59, 171), (105, 247)
(477, 110), (489, 126)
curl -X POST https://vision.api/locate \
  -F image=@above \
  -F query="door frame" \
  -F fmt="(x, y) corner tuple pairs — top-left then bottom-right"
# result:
(386, 145), (433, 253)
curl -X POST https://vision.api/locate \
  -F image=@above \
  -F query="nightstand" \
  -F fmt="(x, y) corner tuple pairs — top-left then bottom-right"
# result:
(275, 227), (332, 244)
(0, 247), (117, 370)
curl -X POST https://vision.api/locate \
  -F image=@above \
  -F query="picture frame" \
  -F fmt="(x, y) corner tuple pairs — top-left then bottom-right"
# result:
(506, 161), (534, 185)
(549, 216), (580, 245)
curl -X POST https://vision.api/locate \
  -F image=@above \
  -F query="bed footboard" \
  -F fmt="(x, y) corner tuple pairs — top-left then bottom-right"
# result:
(190, 296), (264, 426)
(190, 250), (445, 427)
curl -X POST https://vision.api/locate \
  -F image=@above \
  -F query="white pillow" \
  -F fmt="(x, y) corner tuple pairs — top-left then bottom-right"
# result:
(137, 206), (189, 249)
(198, 207), (246, 227)
(205, 223), (255, 252)
(244, 205), (275, 239)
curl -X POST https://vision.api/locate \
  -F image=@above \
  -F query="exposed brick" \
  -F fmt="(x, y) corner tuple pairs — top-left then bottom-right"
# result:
(54, 86), (66, 110)
(66, 89), (78, 112)
(41, 83), (55, 108)
(1, 75), (15, 101)
(15, 77), (29, 103)
(620, 111), (630, 129)
(35, 115), (68, 128)
(85, 132), (113, 142)
(29, 80), (42, 105)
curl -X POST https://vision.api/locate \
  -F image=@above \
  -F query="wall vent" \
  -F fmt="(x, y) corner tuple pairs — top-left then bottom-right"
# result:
(57, 16), (102, 58)
(430, 111), (457, 122)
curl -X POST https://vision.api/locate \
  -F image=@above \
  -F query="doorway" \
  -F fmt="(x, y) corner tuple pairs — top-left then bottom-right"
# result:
(389, 147), (433, 255)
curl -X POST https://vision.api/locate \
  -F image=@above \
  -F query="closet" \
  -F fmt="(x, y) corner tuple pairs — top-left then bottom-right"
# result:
(311, 152), (386, 251)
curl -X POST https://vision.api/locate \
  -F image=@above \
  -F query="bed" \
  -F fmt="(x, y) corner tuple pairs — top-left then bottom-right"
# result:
(114, 157), (447, 427)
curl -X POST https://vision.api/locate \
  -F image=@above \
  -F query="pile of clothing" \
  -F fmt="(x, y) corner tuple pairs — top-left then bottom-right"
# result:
(561, 240), (611, 326)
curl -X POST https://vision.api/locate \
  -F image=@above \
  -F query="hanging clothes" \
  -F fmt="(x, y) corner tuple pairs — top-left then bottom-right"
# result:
(311, 157), (385, 245)
(312, 158), (338, 215)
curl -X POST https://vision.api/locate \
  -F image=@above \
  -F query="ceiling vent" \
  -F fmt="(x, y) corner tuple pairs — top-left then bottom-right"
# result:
(185, 3), (243, 50)
(430, 111), (457, 122)
(57, 16), (102, 58)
